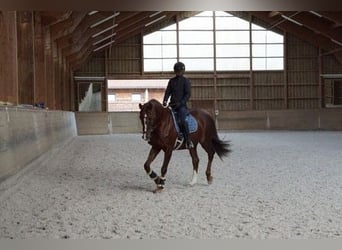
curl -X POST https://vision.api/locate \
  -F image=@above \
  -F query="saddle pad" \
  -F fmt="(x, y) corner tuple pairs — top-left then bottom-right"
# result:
(171, 110), (198, 134)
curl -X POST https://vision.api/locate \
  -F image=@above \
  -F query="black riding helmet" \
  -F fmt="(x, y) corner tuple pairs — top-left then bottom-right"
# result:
(173, 62), (185, 73)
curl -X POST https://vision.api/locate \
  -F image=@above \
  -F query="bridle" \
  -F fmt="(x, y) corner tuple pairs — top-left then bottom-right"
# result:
(142, 113), (148, 141)
(141, 109), (155, 142)
(140, 102), (169, 142)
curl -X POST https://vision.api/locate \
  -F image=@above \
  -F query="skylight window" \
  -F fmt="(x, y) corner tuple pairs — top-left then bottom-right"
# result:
(143, 11), (284, 72)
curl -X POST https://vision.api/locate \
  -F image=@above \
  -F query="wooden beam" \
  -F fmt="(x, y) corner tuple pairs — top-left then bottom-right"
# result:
(0, 11), (18, 104)
(43, 27), (55, 109)
(61, 12), (149, 60)
(62, 12), (179, 68)
(319, 11), (342, 27)
(284, 32), (288, 109)
(33, 12), (48, 106)
(55, 12), (116, 50)
(115, 12), (177, 45)
(39, 11), (71, 26)
(56, 12), (140, 66)
(334, 50), (342, 64)
(56, 12), (120, 58)
(282, 12), (342, 43)
(251, 12), (342, 64)
(53, 44), (61, 110)
(49, 11), (87, 40)
(250, 12), (337, 52)
(253, 11), (342, 65)
(96, 12), (152, 45)
(70, 49), (93, 71)
(17, 11), (34, 106)
(67, 42), (93, 69)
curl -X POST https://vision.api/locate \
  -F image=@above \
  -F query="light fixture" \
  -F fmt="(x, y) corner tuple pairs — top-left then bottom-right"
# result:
(91, 23), (118, 38)
(309, 11), (322, 18)
(92, 32), (117, 46)
(331, 39), (342, 47)
(145, 15), (166, 27)
(149, 11), (162, 18)
(88, 11), (98, 16)
(90, 12), (120, 28)
(281, 14), (303, 26)
(93, 40), (116, 52)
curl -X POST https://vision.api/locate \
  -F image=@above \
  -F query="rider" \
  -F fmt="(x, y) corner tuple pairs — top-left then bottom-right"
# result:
(163, 62), (194, 149)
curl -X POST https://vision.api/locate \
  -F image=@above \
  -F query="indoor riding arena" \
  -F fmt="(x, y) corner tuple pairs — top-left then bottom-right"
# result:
(1, 10), (342, 239)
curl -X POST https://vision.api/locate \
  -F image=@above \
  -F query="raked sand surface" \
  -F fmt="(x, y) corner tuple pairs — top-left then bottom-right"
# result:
(0, 131), (342, 239)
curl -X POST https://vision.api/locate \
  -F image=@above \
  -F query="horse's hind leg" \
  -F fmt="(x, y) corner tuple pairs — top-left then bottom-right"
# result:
(189, 147), (199, 186)
(206, 151), (214, 185)
(200, 142), (215, 185)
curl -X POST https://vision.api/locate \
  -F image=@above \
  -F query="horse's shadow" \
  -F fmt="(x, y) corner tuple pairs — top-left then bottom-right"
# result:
(119, 184), (151, 192)
(120, 181), (210, 194)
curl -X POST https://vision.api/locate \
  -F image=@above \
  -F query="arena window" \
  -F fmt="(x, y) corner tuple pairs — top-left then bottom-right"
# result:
(143, 11), (284, 72)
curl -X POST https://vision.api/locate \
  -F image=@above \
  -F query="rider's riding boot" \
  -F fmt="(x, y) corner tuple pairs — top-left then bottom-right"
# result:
(183, 122), (194, 149)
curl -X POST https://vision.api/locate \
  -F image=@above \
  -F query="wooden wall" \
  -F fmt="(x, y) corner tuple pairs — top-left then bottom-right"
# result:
(73, 108), (342, 134)
(0, 11), (73, 110)
(2, 11), (342, 115)
(75, 32), (342, 115)
(71, 17), (342, 132)
(286, 35), (320, 109)
(74, 51), (105, 77)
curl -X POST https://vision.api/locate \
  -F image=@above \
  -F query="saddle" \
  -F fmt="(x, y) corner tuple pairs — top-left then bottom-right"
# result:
(170, 109), (198, 149)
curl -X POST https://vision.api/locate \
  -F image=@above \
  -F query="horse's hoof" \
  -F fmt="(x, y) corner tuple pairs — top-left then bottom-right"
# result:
(207, 176), (213, 185)
(153, 186), (164, 193)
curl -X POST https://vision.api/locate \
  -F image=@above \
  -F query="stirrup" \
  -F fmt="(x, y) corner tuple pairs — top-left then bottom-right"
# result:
(174, 137), (184, 150)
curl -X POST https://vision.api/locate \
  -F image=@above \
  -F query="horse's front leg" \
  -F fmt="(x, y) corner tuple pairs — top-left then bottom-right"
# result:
(154, 149), (173, 193)
(144, 147), (161, 186)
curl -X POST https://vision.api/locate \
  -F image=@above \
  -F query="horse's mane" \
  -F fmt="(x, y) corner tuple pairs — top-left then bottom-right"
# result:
(148, 99), (162, 107)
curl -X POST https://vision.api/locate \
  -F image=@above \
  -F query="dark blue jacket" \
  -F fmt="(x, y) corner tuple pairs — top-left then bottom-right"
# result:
(163, 75), (191, 109)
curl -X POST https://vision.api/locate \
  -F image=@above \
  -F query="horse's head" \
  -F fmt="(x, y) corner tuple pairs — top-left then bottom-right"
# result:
(139, 99), (163, 141)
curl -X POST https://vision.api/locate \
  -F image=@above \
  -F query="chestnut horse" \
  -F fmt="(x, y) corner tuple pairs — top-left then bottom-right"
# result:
(139, 99), (230, 193)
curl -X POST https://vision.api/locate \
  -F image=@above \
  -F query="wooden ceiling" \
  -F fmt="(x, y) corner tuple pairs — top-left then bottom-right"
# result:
(39, 11), (342, 69)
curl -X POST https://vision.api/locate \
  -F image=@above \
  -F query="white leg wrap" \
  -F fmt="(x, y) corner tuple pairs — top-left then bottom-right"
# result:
(189, 170), (198, 186)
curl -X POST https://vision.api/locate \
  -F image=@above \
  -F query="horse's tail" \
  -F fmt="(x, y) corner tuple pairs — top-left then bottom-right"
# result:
(204, 111), (231, 159)
(194, 109), (231, 159)
(212, 135), (231, 160)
